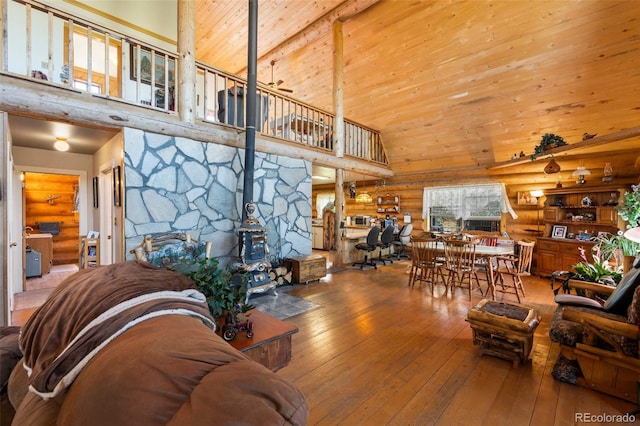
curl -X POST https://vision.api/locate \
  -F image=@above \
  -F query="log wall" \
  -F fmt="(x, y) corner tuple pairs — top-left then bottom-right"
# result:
(313, 179), (557, 244)
(24, 172), (80, 266)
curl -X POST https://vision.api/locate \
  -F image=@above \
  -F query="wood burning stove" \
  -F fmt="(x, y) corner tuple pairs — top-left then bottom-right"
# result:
(234, 202), (277, 303)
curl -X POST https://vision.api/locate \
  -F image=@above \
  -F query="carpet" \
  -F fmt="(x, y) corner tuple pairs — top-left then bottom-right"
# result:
(250, 288), (320, 320)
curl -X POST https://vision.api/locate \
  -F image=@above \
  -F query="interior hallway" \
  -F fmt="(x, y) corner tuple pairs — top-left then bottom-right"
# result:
(11, 264), (78, 326)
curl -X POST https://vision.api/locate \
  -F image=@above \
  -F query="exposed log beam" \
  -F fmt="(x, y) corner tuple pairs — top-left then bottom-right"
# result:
(248, 0), (381, 70)
(0, 75), (393, 178)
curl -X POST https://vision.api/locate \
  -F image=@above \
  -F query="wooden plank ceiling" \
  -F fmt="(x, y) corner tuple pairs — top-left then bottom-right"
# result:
(194, 0), (640, 186)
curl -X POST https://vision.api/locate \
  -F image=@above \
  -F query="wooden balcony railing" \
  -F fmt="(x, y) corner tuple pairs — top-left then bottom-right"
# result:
(2, 0), (388, 166)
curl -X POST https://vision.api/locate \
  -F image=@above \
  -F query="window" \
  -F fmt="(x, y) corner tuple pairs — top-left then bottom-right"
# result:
(422, 183), (516, 233)
(316, 193), (335, 219)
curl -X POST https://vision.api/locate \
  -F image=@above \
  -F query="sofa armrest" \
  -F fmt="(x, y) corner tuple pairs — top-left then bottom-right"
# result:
(562, 308), (637, 339)
(562, 307), (639, 356)
(567, 279), (616, 299)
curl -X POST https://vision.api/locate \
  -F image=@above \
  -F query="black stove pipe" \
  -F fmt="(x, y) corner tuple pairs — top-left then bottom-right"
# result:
(242, 0), (258, 221)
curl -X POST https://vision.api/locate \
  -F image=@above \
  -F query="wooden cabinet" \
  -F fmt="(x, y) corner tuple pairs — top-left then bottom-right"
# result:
(537, 238), (596, 277)
(227, 310), (298, 372)
(312, 226), (323, 249)
(285, 254), (326, 284)
(537, 186), (623, 277)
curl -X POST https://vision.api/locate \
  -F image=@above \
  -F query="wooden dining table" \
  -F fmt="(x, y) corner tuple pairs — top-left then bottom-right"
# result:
(423, 240), (514, 299)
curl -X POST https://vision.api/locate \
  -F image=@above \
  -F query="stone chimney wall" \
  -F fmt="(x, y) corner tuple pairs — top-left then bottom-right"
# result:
(123, 128), (312, 266)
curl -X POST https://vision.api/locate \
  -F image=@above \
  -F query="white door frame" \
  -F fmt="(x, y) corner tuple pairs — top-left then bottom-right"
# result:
(99, 163), (114, 265)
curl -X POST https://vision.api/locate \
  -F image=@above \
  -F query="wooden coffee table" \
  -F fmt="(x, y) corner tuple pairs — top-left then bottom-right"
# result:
(227, 309), (298, 371)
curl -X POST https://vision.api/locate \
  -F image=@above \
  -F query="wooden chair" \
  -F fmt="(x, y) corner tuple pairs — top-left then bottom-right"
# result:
(466, 231), (502, 291)
(443, 240), (482, 300)
(549, 262), (640, 404)
(408, 237), (446, 294)
(494, 240), (535, 303)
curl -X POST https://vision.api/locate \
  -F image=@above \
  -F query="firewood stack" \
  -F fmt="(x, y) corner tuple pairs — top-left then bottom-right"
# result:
(269, 266), (293, 287)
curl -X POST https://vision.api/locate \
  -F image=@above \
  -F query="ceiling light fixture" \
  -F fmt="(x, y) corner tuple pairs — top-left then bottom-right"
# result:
(572, 164), (591, 185)
(54, 137), (69, 152)
(355, 178), (372, 204)
(356, 192), (373, 204)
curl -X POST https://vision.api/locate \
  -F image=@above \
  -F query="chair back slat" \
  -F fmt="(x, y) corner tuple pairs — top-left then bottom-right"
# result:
(516, 240), (536, 274)
(444, 240), (477, 271)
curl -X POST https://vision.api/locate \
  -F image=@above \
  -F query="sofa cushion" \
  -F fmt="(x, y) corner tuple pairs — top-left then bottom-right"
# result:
(603, 265), (640, 315)
(0, 327), (21, 391)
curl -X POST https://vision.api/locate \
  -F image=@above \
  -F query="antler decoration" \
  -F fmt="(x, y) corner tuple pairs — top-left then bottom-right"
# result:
(45, 195), (62, 205)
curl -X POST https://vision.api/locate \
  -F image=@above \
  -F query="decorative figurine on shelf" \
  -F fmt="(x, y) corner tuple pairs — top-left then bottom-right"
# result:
(349, 182), (356, 198)
(582, 132), (597, 141)
(512, 153), (518, 160)
(519, 151), (526, 158)
(581, 196), (593, 207)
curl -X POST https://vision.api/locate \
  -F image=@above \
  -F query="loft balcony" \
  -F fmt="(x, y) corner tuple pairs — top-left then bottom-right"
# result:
(0, 0), (390, 175)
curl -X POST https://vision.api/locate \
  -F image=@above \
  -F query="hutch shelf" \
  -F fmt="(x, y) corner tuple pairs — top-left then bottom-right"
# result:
(536, 186), (623, 277)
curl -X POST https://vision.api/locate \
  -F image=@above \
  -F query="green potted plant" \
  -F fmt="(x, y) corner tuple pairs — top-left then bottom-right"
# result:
(531, 133), (568, 160)
(176, 257), (253, 327)
(617, 183), (640, 229)
(595, 231), (640, 273)
(571, 244), (622, 286)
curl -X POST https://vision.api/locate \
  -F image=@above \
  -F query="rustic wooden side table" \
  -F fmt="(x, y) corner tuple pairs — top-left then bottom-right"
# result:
(466, 299), (540, 367)
(227, 310), (298, 372)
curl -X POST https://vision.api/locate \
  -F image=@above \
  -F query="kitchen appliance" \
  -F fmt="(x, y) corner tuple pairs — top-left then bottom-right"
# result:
(354, 216), (371, 226)
(26, 248), (42, 278)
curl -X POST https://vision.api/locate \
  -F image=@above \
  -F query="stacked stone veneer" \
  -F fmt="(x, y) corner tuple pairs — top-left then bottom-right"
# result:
(123, 128), (312, 266)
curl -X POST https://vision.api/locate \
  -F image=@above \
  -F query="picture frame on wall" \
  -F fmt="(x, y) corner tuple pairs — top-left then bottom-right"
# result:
(92, 177), (99, 208)
(517, 191), (538, 206)
(552, 225), (567, 239)
(113, 166), (121, 207)
(129, 45), (175, 87)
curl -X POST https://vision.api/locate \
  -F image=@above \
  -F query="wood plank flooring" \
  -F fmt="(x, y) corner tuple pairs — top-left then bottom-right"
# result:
(9, 257), (637, 424)
(277, 259), (637, 425)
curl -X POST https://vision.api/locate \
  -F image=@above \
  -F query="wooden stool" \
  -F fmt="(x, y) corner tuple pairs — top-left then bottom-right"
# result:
(466, 299), (540, 367)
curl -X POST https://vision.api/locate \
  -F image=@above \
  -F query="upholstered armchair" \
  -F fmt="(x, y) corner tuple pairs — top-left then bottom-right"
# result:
(549, 258), (640, 404)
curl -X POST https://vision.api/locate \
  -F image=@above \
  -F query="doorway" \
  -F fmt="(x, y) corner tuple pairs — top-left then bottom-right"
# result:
(22, 171), (81, 289)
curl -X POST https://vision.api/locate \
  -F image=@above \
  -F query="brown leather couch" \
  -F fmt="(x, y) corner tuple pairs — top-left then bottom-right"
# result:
(3, 261), (308, 425)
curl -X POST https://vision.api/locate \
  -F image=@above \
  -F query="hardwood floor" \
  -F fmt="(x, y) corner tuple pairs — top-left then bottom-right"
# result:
(8, 257), (636, 424)
(277, 259), (637, 425)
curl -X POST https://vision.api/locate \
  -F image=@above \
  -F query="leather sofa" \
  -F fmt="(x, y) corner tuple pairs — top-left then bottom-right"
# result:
(2, 261), (307, 425)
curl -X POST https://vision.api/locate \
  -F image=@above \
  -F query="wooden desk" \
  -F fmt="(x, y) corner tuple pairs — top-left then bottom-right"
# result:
(227, 310), (298, 371)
